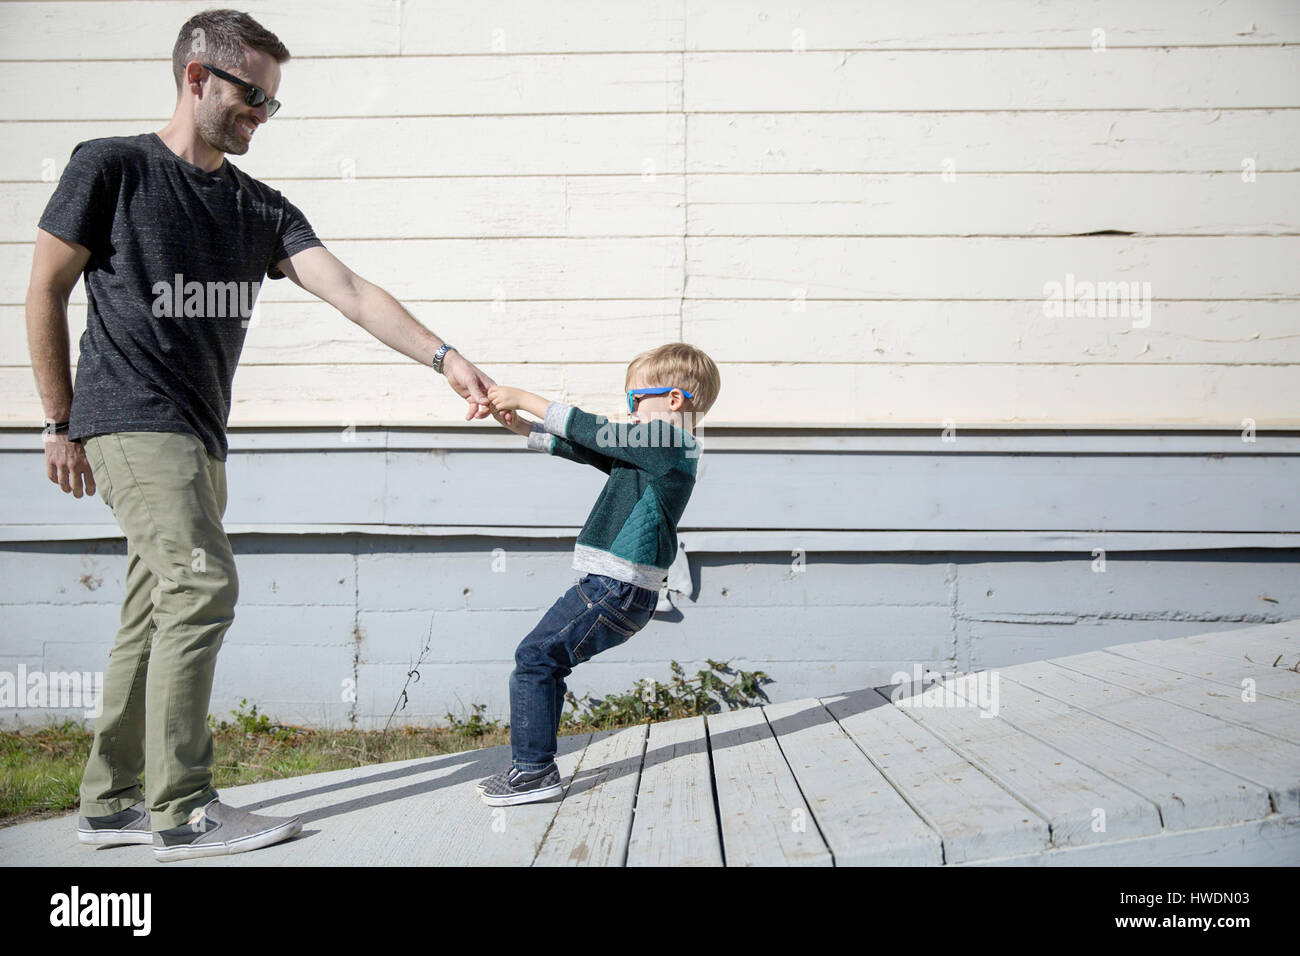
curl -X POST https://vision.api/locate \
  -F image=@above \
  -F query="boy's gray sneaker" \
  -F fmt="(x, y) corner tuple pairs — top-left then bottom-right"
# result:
(480, 763), (563, 806)
(77, 801), (152, 846)
(152, 799), (302, 862)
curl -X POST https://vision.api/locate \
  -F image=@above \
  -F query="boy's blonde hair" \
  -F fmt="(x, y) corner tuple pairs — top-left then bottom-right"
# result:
(625, 342), (721, 418)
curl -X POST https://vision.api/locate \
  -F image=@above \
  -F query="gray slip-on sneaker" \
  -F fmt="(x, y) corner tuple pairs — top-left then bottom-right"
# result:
(77, 801), (152, 846)
(152, 800), (302, 862)
(480, 764), (563, 806)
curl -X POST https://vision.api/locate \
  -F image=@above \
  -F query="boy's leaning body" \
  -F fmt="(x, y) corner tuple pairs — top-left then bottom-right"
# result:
(479, 348), (715, 806)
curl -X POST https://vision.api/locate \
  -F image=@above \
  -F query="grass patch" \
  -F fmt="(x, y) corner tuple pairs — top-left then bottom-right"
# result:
(0, 660), (772, 827)
(0, 718), (509, 829)
(0, 721), (89, 824)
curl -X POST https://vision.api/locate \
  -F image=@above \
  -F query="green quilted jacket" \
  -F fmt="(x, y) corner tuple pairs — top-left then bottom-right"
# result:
(527, 400), (700, 589)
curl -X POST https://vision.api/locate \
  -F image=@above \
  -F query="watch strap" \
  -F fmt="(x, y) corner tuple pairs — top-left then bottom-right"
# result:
(432, 343), (455, 374)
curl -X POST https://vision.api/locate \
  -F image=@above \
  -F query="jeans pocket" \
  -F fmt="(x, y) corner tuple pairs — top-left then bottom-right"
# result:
(575, 575), (603, 606)
(571, 613), (637, 664)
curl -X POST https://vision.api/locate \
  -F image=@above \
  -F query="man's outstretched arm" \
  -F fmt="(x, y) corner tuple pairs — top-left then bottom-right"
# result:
(276, 245), (510, 423)
(26, 228), (96, 497)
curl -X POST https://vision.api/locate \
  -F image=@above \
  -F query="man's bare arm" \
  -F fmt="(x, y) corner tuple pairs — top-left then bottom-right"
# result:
(26, 228), (96, 497)
(276, 245), (510, 422)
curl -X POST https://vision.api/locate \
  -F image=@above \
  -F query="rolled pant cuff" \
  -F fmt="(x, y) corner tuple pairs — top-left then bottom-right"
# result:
(512, 758), (556, 772)
(80, 794), (144, 817)
(150, 789), (219, 831)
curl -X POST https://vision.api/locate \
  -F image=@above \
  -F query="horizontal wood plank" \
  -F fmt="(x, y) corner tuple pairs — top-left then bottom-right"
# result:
(684, 236), (1300, 300)
(685, 49), (1300, 111)
(6, 237), (1297, 305)
(3, 363), (1298, 428)
(0, 1), (403, 60)
(5, 111), (1288, 184)
(13, 170), (1300, 241)
(0, 54), (683, 122)
(4, 176), (684, 242)
(688, 111), (1300, 174)
(686, 172), (1300, 237)
(6, 300), (1297, 369)
(8, 0), (1299, 62)
(0, 116), (687, 181)
(685, 0), (1300, 50)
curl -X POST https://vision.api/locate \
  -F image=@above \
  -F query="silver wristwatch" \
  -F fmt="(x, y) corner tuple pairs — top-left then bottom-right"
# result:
(432, 343), (455, 374)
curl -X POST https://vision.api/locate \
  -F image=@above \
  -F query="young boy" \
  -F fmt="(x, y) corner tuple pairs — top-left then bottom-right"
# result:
(479, 342), (720, 805)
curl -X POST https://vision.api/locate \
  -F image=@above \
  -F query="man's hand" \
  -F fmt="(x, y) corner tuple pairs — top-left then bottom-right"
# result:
(443, 350), (512, 424)
(45, 434), (96, 498)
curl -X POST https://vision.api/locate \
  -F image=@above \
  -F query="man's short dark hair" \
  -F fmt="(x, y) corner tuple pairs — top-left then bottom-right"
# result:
(172, 9), (290, 90)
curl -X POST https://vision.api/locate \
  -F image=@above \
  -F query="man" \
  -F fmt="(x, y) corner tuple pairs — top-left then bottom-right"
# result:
(26, 9), (509, 861)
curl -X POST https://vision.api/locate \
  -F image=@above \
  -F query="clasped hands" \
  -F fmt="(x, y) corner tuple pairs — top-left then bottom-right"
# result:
(485, 385), (543, 436)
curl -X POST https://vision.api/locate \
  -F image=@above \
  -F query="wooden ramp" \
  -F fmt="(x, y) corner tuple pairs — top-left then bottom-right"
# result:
(3, 619), (1299, 866)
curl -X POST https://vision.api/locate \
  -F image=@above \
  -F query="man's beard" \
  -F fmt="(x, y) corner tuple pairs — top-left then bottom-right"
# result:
(195, 101), (249, 156)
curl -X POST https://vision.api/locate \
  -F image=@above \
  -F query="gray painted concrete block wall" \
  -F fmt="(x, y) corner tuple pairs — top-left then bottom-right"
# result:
(2, 536), (1296, 729)
(3, 426), (1296, 729)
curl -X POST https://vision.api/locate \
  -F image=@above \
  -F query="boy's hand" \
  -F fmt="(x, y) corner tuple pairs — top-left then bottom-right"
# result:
(491, 406), (529, 437)
(487, 385), (524, 412)
(488, 385), (549, 420)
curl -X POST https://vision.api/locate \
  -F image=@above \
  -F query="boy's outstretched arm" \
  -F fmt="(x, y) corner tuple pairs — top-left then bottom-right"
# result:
(489, 386), (615, 474)
(487, 386), (549, 421)
(491, 386), (692, 477)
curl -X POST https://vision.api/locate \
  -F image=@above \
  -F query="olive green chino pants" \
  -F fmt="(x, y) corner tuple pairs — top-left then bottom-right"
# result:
(77, 431), (237, 830)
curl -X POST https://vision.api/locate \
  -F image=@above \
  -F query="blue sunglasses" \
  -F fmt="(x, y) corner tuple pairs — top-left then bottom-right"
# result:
(627, 386), (693, 415)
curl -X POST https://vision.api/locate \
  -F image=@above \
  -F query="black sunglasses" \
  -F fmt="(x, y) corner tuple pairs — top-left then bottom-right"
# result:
(201, 63), (281, 118)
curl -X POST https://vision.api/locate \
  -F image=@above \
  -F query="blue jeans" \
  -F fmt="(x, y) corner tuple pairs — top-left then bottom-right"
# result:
(509, 573), (658, 770)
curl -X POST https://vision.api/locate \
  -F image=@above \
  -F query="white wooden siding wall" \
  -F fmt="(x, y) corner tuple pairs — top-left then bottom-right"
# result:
(1, 0), (1298, 427)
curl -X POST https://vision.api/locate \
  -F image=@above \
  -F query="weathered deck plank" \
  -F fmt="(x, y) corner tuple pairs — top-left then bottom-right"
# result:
(1052, 651), (1300, 745)
(534, 725), (645, 866)
(1103, 640), (1300, 703)
(763, 698), (941, 865)
(957, 815), (1300, 867)
(823, 689), (1049, 863)
(422, 735), (592, 866)
(938, 670), (1274, 830)
(626, 716), (723, 867)
(884, 678), (1165, 847)
(1012, 660), (1300, 815)
(1177, 623), (1298, 659)
(707, 704), (832, 866)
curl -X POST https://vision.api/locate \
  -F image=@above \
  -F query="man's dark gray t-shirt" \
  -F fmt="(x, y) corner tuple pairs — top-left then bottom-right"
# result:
(38, 132), (322, 460)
